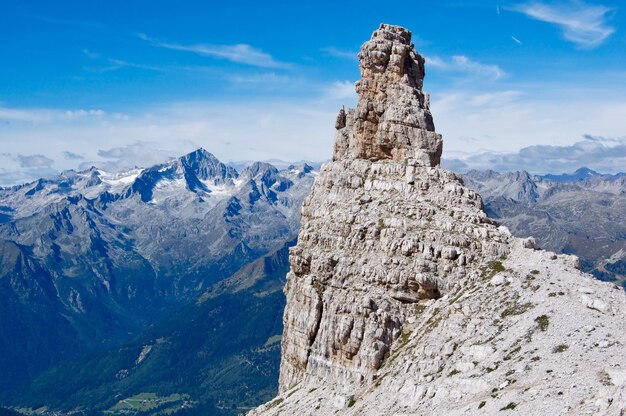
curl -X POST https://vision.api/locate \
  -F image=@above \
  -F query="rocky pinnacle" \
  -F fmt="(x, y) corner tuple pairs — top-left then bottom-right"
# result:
(251, 24), (626, 416)
(276, 23), (509, 393)
(333, 24), (442, 166)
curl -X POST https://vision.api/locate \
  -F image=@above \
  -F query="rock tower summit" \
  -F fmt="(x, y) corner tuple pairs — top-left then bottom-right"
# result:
(333, 24), (442, 166)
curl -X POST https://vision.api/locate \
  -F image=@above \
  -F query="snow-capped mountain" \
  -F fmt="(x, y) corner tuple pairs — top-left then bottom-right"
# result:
(0, 148), (317, 395)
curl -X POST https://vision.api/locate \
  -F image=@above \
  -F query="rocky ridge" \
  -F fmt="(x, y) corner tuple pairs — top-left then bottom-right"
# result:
(462, 169), (626, 287)
(250, 24), (626, 415)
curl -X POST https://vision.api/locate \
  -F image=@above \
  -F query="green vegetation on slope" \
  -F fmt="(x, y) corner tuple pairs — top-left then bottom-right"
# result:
(4, 244), (291, 416)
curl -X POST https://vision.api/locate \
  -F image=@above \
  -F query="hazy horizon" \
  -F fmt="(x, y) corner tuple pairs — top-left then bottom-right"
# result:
(1, 0), (625, 184)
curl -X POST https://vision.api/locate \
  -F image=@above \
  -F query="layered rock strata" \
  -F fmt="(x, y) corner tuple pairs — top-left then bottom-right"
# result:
(333, 25), (441, 165)
(279, 23), (509, 392)
(251, 23), (626, 415)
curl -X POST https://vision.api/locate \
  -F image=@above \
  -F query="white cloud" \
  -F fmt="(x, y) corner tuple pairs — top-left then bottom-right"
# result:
(64, 109), (105, 119)
(431, 87), (626, 166)
(452, 56), (505, 79)
(86, 141), (194, 172)
(426, 56), (448, 68)
(138, 33), (290, 69)
(443, 135), (626, 174)
(63, 151), (84, 160)
(81, 49), (99, 59)
(426, 55), (505, 79)
(323, 81), (357, 101)
(227, 72), (293, 86)
(0, 107), (107, 124)
(17, 154), (54, 168)
(0, 107), (56, 123)
(510, 1), (615, 48)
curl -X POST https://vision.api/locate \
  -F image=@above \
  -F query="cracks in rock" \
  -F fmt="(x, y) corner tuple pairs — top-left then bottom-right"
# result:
(305, 290), (324, 372)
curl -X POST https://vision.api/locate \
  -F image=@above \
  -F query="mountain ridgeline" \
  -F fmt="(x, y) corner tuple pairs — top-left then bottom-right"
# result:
(462, 168), (626, 288)
(0, 149), (316, 413)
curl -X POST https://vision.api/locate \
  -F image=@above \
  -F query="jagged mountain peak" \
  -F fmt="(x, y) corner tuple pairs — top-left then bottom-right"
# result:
(287, 163), (314, 173)
(575, 166), (598, 175)
(178, 148), (239, 181)
(181, 147), (216, 161)
(242, 161), (279, 179)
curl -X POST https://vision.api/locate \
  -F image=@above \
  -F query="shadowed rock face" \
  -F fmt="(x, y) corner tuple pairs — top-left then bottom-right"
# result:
(333, 24), (442, 166)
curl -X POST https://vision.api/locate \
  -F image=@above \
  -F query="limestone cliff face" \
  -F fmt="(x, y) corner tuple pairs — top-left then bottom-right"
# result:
(251, 24), (626, 416)
(278, 23), (509, 393)
(333, 24), (441, 165)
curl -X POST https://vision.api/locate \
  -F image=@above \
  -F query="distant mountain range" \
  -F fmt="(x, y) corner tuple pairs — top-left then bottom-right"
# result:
(0, 149), (316, 414)
(227, 158), (324, 173)
(463, 167), (626, 288)
(539, 167), (625, 183)
(1, 157), (624, 415)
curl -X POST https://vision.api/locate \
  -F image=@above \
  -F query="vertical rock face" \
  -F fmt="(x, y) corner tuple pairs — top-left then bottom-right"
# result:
(252, 24), (626, 416)
(277, 24), (509, 393)
(333, 24), (442, 166)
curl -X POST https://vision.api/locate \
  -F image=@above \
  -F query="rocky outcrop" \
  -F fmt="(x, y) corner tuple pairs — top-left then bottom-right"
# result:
(278, 159), (510, 392)
(280, 25), (509, 391)
(333, 24), (442, 166)
(278, 23), (510, 393)
(250, 23), (626, 416)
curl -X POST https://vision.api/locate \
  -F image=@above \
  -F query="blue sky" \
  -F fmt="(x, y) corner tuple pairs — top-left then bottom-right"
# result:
(1, 0), (625, 184)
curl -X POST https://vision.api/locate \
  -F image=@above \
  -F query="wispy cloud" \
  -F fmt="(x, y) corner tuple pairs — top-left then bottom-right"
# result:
(81, 49), (163, 73)
(510, 1), (615, 48)
(427, 55), (505, 79)
(227, 72), (293, 86)
(81, 49), (100, 59)
(321, 46), (358, 60)
(17, 154), (54, 168)
(511, 35), (523, 45)
(63, 151), (84, 160)
(0, 106), (106, 124)
(323, 81), (357, 101)
(91, 141), (189, 172)
(64, 109), (105, 118)
(0, 107), (53, 123)
(138, 33), (290, 69)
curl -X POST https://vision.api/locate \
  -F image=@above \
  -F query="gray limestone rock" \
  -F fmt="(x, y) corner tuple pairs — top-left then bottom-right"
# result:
(250, 23), (626, 416)
(333, 24), (442, 166)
